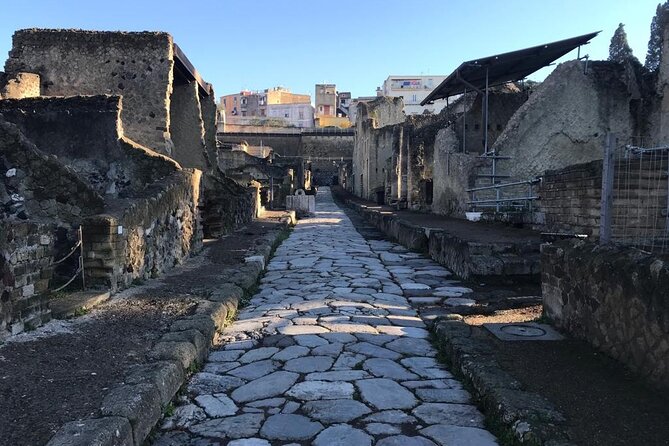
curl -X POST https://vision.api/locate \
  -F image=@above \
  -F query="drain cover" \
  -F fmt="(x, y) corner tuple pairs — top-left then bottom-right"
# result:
(483, 322), (564, 341)
(500, 324), (546, 337)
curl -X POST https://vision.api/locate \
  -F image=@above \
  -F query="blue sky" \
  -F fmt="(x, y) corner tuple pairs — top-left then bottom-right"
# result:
(0, 0), (662, 100)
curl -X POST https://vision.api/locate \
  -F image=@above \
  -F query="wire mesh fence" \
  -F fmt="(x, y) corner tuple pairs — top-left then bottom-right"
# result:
(602, 135), (669, 253)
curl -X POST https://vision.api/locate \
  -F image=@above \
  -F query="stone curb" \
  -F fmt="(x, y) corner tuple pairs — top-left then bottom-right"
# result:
(334, 192), (541, 281)
(431, 319), (575, 446)
(46, 222), (292, 446)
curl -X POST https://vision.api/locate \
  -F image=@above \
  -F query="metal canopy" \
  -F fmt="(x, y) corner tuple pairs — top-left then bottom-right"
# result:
(421, 31), (600, 105)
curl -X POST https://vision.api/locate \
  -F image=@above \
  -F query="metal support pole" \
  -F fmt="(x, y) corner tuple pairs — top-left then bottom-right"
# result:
(462, 88), (467, 153)
(79, 225), (86, 290)
(270, 177), (274, 209)
(600, 132), (616, 244)
(484, 67), (489, 154)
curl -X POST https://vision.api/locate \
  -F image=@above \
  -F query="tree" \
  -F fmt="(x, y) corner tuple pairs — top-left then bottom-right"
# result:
(609, 23), (636, 63)
(645, 2), (669, 71)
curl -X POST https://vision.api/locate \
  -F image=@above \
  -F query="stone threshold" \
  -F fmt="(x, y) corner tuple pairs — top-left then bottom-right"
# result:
(49, 290), (111, 320)
(45, 220), (294, 446)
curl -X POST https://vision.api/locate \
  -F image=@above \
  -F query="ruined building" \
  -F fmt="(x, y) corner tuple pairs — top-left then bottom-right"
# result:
(350, 31), (664, 225)
(0, 29), (257, 337)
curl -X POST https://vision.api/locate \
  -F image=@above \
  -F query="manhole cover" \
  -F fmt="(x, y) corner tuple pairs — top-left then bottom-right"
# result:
(500, 324), (546, 337)
(483, 322), (564, 341)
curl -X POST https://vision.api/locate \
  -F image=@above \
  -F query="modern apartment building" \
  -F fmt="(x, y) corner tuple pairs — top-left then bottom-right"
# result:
(381, 75), (448, 115)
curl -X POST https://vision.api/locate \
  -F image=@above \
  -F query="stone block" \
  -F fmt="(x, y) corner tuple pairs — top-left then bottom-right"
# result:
(125, 361), (184, 406)
(148, 341), (198, 370)
(100, 384), (162, 446)
(45, 417), (133, 446)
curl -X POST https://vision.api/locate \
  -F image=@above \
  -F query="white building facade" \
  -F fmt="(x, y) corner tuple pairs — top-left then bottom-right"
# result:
(381, 75), (448, 115)
(266, 103), (315, 128)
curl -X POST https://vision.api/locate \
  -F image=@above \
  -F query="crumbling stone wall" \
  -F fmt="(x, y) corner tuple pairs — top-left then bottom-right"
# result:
(300, 133), (353, 185)
(83, 169), (202, 291)
(493, 61), (635, 180)
(169, 81), (209, 171)
(0, 221), (55, 338)
(353, 91), (525, 213)
(0, 115), (104, 222)
(4, 29), (174, 154)
(353, 97), (405, 200)
(450, 88), (529, 154)
(0, 95), (179, 197)
(432, 127), (480, 216)
(201, 174), (258, 238)
(543, 240), (669, 390)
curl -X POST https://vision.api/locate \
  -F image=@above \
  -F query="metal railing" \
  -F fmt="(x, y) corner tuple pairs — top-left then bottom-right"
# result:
(467, 178), (541, 212)
(50, 226), (85, 292)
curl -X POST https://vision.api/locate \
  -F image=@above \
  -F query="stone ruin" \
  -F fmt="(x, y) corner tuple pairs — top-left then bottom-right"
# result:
(348, 28), (668, 232)
(0, 29), (259, 338)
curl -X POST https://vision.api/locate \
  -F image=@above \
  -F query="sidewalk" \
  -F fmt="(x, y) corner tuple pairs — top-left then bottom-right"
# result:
(0, 215), (290, 446)
(333, 187), (542, 280)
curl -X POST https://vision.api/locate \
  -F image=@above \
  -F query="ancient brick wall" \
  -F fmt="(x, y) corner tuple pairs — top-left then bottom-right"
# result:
(83, 169), (202, 291)
(542, 240), (669, 389)
(0, 221), (55, 338)
(5, 29), (174, 154)
(539, 157), (668, 239)
(539, 160), (603, 236)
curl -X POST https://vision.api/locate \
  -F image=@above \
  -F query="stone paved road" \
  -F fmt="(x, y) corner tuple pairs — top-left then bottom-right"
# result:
(155, 188), (498, 446)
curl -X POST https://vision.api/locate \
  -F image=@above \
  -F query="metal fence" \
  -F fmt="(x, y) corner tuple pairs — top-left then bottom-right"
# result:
(600, 134), (669, 253)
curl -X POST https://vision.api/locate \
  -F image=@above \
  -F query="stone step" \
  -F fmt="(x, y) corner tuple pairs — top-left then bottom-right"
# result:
(49, 290), (111, 319)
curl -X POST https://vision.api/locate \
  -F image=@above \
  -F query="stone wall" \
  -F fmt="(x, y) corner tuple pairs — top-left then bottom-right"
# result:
(539, 160), (603, 236)
(432, 127), (481, 216)
(169, 81), (209, 171)
(0, 220), (55, 338)
(4, 29), (174, 154)
(353, 91), (525, 213)
(301, 134), (354, 185)
(83, 169), (202, 291)
(0, 95), (180, 197)
(0, 115), (104, 222)
(542, 240), (669, 389)
(201, 174), (258, 239)
(217, 131), (353, 186)
(539, 157), (668, 238)
(493, 61), (635, 180)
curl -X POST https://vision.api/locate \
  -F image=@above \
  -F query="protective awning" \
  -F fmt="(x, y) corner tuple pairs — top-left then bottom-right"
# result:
(421, 31), (600, 105)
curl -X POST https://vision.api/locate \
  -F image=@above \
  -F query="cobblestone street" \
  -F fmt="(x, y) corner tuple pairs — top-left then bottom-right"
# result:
(155, 188), (497, 446)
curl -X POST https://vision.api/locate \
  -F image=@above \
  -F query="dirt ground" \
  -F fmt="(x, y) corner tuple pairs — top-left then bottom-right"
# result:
(468, 309), (669, 446)
(0, 219), (283, 446)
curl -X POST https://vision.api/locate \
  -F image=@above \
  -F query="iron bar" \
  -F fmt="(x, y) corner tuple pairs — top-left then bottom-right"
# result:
(599, 132), (616, 244)
(466, 179), (540, 193)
